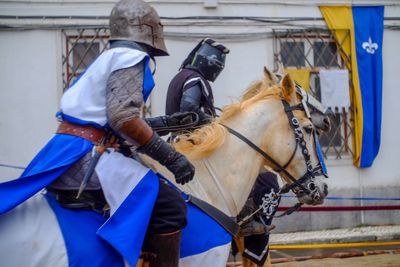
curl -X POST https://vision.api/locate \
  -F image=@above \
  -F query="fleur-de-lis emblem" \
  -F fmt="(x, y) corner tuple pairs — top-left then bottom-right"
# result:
(362, 37), (379, 54)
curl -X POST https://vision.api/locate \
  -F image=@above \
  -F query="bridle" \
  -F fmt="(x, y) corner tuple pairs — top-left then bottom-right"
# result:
(175, 97), (327, 236)
(221, 99), (325, 217)
(278, 101), (315, 179)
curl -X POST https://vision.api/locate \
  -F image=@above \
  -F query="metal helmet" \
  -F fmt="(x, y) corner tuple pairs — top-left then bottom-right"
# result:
(186, 38), (229, 82)
(109, 0), (168, 56)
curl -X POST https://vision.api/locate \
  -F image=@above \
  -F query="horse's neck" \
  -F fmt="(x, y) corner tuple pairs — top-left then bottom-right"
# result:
(183, 101), (280, 217)
(184, 141), (263, 217)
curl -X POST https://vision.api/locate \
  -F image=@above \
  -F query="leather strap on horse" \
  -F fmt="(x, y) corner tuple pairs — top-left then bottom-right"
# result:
(282, 101), (314, 179)
(57, 121), (108, 145)
(150, 113), (200, 133)
(187, 194), (239, 236)
(274, 202), (303, 218)
(220, 123), (310, 195)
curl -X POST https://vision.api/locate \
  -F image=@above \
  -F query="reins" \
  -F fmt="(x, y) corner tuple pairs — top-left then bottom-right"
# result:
(220, 100), (313, 196)
(220, 123), (309, 195)
(175, 94), (325, 234)
(220, 99), (324, 222)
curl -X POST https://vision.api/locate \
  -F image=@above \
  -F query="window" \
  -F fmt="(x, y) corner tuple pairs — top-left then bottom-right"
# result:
(61, 28), (153, 117)
(313, 41), (339, 68)
(62, 28), (109, 90)
(72, 42), (100, 74)
(280, 41), (305, 67)
(273, 29), (354, 160)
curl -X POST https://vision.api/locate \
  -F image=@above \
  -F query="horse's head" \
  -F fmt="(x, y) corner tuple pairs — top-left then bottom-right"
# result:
(172, 70), (328, 210)
(294, 84), (331, 134)
(259, 73), (328, 205)
(254, 66), (332, 134)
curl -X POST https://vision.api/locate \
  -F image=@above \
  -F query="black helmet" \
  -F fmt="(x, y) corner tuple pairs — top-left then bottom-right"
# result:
(182, 38), (229, 82)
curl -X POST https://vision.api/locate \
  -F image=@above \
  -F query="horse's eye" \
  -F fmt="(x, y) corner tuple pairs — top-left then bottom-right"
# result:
(304, 124), (314, 134)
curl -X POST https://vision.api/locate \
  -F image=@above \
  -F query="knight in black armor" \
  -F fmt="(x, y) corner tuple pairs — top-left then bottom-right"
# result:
(165, 38), (229, 124)
(165, 38), (280, 266)
(235, 171), (281, 266)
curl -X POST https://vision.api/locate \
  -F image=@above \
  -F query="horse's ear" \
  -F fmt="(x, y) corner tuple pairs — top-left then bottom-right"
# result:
(277, 62), (285, 75)
(264, 66), (273, 80)
(263, 66), (279, 85)
(281, 74), (296, 103)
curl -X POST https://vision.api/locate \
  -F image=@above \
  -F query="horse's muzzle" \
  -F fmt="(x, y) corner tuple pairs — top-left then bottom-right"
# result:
(293, 177), (328, 205)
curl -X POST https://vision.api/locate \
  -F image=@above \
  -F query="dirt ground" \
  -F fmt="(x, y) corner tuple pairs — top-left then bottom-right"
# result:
(273, 254), (400, 267)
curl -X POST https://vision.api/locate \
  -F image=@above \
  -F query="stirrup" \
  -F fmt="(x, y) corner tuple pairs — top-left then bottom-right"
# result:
(239, 221), (276, 237)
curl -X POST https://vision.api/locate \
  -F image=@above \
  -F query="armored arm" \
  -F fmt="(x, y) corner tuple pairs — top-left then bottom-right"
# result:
(144, 112), (199, 136)
(106, 64), (195, 185)
(180, 83), (213, 125)
(119, 118), (195, 185)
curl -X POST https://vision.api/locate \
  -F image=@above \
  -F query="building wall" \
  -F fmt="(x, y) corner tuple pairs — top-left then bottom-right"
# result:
(1, 0), (399, 231)
(0, 30), (62, 181)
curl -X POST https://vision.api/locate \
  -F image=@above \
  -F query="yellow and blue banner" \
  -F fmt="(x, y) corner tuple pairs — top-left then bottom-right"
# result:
(320, 6), (384, 168)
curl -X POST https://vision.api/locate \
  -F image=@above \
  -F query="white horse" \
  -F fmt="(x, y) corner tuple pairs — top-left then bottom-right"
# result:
(146, 72), (328, 217)
(235, 67), (330, 267)
(0, 73), (327, 267)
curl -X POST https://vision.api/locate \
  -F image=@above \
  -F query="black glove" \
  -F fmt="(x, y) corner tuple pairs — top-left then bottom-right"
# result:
(198, 112), (213, 126)
(137, 133), (195, 185)
(145, 112), (199, 136)
(169, 112), (198, 126)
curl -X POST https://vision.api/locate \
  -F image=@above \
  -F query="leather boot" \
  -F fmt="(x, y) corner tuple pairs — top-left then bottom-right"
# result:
(142, 230), (181, 267)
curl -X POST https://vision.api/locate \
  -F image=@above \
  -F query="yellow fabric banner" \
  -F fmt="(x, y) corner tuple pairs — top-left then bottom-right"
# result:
(320, 6), (363, 167)
(284, 68), (311, 91)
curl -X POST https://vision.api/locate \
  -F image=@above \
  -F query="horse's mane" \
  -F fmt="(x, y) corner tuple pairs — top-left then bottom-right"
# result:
(240, 80), (265, 102)
(173, 82), (282, 159)
(241, 66), (281, 101)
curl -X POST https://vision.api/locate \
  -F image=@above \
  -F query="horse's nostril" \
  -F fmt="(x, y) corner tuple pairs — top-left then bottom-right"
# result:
(323, 118), (331, 131)
(323, 184), (329, 196)
(312, 190), (321, 201)
(308, 182), (316, 191)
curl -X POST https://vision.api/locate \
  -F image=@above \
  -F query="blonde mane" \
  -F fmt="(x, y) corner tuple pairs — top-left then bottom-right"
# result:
(173, 82), (283, 159)
(241, 68), (279, 101)
(241, 80), (265, 102)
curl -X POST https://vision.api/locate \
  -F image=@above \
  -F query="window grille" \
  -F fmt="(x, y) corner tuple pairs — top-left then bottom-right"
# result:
(62, 28), (109, 90)
(61, 28), (152, 117)
(313, 41), (340, 68)
(280, 41), (305, 67)
(273, 29), (354, 160)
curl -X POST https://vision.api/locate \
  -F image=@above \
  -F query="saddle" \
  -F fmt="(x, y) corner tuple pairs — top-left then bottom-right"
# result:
(47, 189), (109, 215)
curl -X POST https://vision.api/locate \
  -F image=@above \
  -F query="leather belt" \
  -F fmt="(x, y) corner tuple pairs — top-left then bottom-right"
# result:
(56, 121), (108, 145)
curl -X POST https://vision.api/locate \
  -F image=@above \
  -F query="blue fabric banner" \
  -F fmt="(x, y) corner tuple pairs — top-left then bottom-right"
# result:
(321, 5), (384, 167)
(353, 6), (384, 167)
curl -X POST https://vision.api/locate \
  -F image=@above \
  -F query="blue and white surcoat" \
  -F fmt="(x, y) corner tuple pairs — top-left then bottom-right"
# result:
(0, 47), (232, 267)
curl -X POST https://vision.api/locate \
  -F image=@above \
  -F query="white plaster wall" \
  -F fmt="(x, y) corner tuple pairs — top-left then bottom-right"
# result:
(0, 31), (62, 181)
(0, 0), (399, 229)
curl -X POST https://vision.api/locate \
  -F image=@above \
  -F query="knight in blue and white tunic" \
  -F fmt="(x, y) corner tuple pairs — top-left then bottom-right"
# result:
(0, 0), (196, 266)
